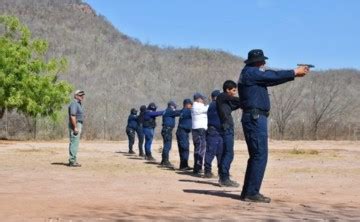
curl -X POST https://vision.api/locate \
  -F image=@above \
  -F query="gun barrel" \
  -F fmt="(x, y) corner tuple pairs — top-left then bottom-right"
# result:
(297, 64), (315, 68)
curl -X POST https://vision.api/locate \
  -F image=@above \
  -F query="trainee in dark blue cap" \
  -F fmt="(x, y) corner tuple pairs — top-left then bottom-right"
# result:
(193, 92), (206, 101)
(167, 100), (177, 108)
(211, 90), (221, 98)
(183, 98), (193, 105)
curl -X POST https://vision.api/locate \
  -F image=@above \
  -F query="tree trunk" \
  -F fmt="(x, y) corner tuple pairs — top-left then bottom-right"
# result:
(0, 108), (5, 120)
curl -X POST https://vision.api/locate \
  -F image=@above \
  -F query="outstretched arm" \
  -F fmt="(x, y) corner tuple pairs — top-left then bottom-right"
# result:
(252, 69), (295, 86)
(250, 66), (309, 86)
(148, 110), (164, 118)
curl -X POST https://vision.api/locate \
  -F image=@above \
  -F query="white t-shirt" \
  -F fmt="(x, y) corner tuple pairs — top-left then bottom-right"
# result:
(191, 102), (209, 130)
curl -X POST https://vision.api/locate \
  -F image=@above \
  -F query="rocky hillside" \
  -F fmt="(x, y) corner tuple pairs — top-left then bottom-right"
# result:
(1, 0), (359, 140)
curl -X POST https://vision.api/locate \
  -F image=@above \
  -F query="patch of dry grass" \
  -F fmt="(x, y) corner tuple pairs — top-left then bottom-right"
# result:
(289, 148), (319, 155)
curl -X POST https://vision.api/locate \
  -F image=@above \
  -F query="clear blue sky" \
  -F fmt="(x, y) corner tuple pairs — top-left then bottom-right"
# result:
(85, 0), (360, 70)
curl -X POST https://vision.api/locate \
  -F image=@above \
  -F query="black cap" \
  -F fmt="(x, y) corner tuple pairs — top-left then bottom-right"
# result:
(183, 98), (193, 106)
(244, 49), (268, 64)
(147, 102), (157, 111)
(130, 108), (137, 115)
(140, 105), (147, 112)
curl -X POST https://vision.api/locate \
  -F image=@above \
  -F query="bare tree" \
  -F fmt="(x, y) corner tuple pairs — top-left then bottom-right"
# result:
(306, 74), (352, 140)
(270, 81), (305, 139)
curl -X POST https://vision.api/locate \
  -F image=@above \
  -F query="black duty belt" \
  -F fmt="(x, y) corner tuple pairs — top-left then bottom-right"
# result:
(243, 108), (270, 117)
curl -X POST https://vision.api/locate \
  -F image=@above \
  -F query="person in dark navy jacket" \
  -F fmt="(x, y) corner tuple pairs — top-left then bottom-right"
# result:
(136, 105), (147, 157)
(204, 90), (223, 178)
(216, 81), (242, 187)
(238, 49), (309, 203)
(126, 108), (138, 154)
(142, 103), (164, 161)
(160, 101), (181, 168)
(176, 99), (193, 170)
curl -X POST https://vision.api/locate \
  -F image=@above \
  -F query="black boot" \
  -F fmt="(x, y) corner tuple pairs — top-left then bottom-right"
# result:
(145, 154), (156, 162)
(179, 160), (192, 171)
(139, 149), (144, 157)
(204, 171), (215, 178)
(161, 159), (175, 169)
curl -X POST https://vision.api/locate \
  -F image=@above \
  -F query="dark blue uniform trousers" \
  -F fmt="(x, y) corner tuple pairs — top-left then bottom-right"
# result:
(241, 113), (268, 197)
(176, 127), (191, 168)
(143, 127), (154, 156)
(219, 127), (235, 181)
(192, 128), (207, 172)
(126, 127), (136, 150)
(136, 126), (144, 154)
(161, 126), (173, 161)
(204, 127), (223, 174)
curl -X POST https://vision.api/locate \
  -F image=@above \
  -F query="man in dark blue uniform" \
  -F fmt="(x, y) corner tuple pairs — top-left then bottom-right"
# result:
(160, 101), (181, 168)
(176, 99), (193, 170)
(136, 105), (146, 157)
(204, 90), (223, 178)
(238, 49), (309, 203)
(142, 103), (164, 161)
(126, 108), (138, 154)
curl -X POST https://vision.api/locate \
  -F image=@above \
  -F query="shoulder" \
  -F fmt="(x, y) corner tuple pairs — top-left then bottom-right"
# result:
(209, 101), (217, 108)
(69, 100), (78, 108)
(242, 66), (262, 75)
(216, 92), (226, 100)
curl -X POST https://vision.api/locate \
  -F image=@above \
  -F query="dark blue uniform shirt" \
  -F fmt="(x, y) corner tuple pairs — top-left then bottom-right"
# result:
(127, 114), (138, 130)
(178, 108), (192, 130)
(238, 66), (295, 111)
(162, 108), (181, 128)
(143, 110), (164, 128)
(207, 100), (221, 130)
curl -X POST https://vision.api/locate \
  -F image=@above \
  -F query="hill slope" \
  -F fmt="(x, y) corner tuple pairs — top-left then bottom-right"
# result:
(1, 0), (359, 140)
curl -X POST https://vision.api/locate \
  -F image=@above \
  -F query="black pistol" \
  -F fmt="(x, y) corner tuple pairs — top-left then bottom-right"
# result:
(297, 64), (315, 68)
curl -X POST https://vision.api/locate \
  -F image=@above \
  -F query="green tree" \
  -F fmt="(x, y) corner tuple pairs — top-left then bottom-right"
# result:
(0, 15), (72, 122)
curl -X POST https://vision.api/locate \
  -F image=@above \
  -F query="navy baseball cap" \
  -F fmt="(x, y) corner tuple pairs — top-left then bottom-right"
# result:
(168, 100), (177, 108)
(193, 92), (206, 100)
(183, 98), (193, 105)
(211, 90), (221, 98)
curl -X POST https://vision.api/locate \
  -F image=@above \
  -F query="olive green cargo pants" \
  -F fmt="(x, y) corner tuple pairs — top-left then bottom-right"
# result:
(68, 122), (82, 164)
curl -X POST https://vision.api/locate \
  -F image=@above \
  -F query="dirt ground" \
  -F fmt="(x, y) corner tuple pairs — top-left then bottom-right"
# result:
(0, 140), (359, 221)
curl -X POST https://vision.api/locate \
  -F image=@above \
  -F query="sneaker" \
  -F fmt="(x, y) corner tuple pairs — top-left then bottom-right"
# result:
(161, 161), (175, 169)
(204, 172), (215, 178)
(240, 193), (271, 203)
(139, 152), (145, 157)
(146, 155), (156, 162)
(192, 171), (202, 177)
(128, 150), (135, 154)
(68, 162), (82, 167)
(179, 166), (193, 171)
(219, 179), (240, 187)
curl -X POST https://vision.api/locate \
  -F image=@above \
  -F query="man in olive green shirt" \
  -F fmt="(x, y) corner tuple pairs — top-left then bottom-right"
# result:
(68, 90), (85, 167)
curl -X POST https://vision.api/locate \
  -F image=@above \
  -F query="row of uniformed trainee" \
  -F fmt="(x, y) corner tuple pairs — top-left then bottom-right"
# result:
(69, 49), (309, 203)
